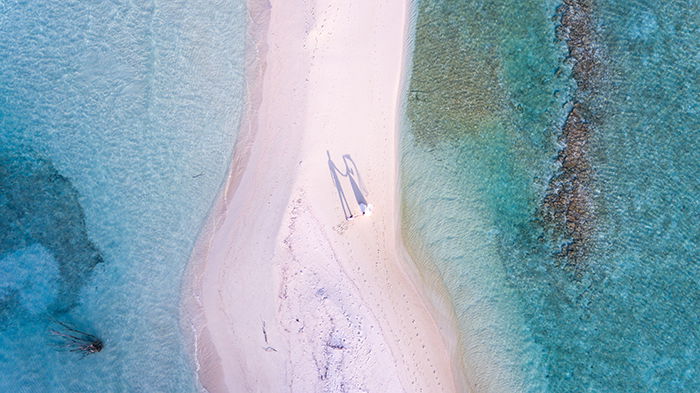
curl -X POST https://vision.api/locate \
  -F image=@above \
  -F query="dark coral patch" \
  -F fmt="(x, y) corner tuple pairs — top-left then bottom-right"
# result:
(544, 0), (603, 273)
(0, 154), (104, 313)
(543, 104), (594, 268)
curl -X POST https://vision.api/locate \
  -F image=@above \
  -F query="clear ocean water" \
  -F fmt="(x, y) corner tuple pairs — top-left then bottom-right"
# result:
(402, 0), (699, 392)
(1, 1), (246, 392)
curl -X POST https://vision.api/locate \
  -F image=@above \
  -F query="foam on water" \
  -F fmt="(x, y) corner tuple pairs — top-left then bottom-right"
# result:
(0, 1), (247, 391)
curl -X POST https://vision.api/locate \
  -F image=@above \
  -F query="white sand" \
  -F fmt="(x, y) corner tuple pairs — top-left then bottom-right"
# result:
(184, 0), (465, 392)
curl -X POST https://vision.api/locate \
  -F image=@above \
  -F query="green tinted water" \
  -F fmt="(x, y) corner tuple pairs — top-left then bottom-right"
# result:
(402, 0), (699, 391)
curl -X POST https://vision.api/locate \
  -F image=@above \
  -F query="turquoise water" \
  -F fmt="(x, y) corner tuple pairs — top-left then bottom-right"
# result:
(403, 0), (698, 392)
(0, 1), (246, 392)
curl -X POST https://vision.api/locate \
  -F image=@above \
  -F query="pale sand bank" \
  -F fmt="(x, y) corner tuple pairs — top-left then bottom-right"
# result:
(184, 0), (466, 391)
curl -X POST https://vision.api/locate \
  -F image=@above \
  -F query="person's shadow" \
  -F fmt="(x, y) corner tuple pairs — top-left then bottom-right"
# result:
(327, 151), (369, 219)
(342, 154), (368, 208)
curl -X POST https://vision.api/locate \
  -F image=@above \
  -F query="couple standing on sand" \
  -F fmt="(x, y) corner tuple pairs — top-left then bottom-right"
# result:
(350, 202), (373, 220)
(327, 151), (373, 220)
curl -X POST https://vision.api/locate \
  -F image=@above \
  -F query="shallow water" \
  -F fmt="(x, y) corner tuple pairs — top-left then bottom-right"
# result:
(402, 0), (699, 391)
(0, 1), (246, 391)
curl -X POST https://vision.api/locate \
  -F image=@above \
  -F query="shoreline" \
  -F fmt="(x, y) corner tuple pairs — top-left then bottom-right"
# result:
(183, 1), (465, 392)
(394, 5), (471, 393)
(181, 2), (274, 391)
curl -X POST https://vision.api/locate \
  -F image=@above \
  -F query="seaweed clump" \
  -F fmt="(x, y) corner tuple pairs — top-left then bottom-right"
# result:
(50, 319), (103, 358)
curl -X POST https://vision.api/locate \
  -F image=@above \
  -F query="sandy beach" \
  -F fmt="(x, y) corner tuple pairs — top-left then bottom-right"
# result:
(184, 0), (464, 391)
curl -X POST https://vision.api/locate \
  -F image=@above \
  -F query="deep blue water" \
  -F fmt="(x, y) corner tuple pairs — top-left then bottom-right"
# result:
(0, 1), (246, 391)
(402, 0), (699, 391)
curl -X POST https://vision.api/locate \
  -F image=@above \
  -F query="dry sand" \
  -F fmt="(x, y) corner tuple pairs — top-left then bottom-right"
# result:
(184, 0), (464, 391)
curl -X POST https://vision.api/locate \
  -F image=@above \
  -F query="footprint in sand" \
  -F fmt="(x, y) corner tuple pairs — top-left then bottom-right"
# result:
(333, 221), (349, 234)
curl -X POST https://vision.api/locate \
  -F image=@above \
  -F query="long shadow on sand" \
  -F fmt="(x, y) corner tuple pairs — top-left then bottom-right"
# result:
(326, 151), (369, 219)
(342, 154), (368, 208)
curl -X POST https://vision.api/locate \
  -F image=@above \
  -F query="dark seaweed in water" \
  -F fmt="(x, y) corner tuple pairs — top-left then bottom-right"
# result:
(543, 0), (603, 273)
(0, 154), (103, 314)
(50, 319), (103, 358)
